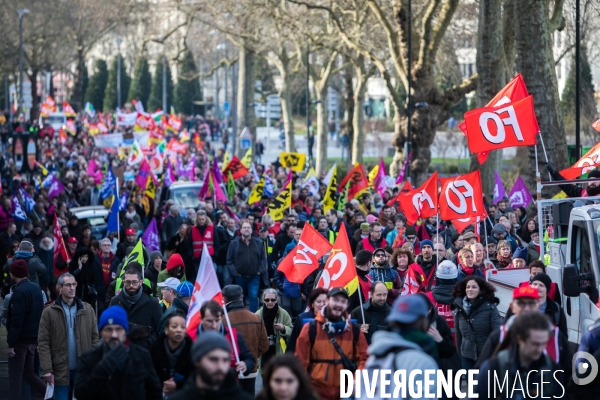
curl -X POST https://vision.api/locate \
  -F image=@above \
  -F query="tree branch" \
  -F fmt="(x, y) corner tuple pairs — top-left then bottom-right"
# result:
(554, 43), (575, 66)
(443, 73), (479, 103)
(549, 0), (566, 32)
(415, 0), (441, 75)
(426, 0), (460, 70)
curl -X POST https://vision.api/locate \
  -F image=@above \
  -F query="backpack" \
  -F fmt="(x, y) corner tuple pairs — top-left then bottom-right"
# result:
(355, 345), (413, 400)
(308, 319), (360, 372)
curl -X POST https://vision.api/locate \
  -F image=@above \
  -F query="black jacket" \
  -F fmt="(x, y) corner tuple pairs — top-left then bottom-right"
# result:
(504, 297), (568, 339)
(4, 254), (47, 285)
(350, 300), (391, 344)
(68, 247), (96, 304)
(168, 370), (254, 400)
(226, 236), (268, 287)
(109, 287), (163, 348)
(93, 252), (120, 302)
(150, 335), (194, 390)
(197, 324), (256, 375)
(75, 342), (162, 400)
(162, 214), (184, 244)
(6, 278), (44, 346)
(452, 296), (503, 361)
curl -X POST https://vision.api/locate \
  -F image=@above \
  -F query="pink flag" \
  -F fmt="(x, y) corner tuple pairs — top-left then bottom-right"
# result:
(211, 172), (228, 202)
(141, 218), (160, 252)
(396, 151), (412, 184)
(493, 171), (507, 204)
(163, 159), (175, 188)
(87, 159), (103, 185)
(198, 168), (211, 199)
(186, 244), (223, 340)
(136, 159), (151, 190)
(374, 158), (387, 195)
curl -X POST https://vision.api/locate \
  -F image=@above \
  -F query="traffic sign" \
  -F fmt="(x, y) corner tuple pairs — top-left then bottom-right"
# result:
(223, 101), (230, 116)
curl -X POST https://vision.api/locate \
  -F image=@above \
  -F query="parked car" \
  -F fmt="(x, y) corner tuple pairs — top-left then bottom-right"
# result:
(69, 206), (108, 239)
(163, 181), (204, 210)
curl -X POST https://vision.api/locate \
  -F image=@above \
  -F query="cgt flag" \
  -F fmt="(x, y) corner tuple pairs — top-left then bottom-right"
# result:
(397, 172), (439, 225)
(278, 224), (333, 283)
(279, 152), (306, 172)
(339, 163), (369, 200)
(186, 244), (223, 340)
(267, 180), (292, 221)
(316, 224), (358, 295)
(439, 170), (485, 221)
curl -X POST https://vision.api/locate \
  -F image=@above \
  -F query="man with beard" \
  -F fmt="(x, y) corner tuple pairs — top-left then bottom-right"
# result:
(226, 222), (268, 312)
(109, 265), (162, 348)
(416, 239), (438, 291)
(116, 228), (137, 262)
(350, 281), (391, 344)
(74, 306), (162, 400)
(369, 248), (401, 306)
(316, 216), (335, 244)
(354, 222), (388, 253)
(168, 331), (253, 400)
(295, 287), (369, 400)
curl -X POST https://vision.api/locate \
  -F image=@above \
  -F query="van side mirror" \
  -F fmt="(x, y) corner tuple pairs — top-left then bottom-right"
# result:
(563, 264), (595, 297)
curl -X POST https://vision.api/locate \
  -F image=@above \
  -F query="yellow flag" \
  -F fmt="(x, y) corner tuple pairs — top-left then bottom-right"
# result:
(322, 166), (338, 213)
(368, 164), (379, 184)
(279, 152), (306, 172)
(267, 180), (292, 221)
(145, 175), (156, 199)
(552, 191), (567, 199)
(115, 239), (146, 293)
(248, 175), (265, 204)
(306, 167), (318, 180)
(241, 148), (253, 168)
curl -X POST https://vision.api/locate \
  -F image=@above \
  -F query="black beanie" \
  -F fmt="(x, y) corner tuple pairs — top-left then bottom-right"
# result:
(531, 272), (552, 292)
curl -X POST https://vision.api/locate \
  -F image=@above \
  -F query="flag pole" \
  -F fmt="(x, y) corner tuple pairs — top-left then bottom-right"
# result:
(116, 177), (120, 242)
(357, 283), (366, 325)
(221, 301), (244, 379)
(538, 133), (551, 181)
(435, 213), (439, 270)
(483, 220), (490, 261)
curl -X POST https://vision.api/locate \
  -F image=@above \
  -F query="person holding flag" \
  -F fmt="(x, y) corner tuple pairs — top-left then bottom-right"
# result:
(546, 163), (600, 197)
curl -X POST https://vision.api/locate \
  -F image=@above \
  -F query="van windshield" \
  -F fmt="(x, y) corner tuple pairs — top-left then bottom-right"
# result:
(42, 116), (66, 125)
(171, 186), (202, 209)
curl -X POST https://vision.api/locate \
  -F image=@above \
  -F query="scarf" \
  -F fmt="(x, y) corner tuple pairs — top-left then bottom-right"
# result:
(262, 304), (279, 339)
(125, 211), (137, 220)
(396, 327), (439, 362)
(459, 263), (476, 276)
(122, 286), (143, 305)
(497, 253), (513, 268)
(462, 296), (473, 315)
(15, 250), (34, 259)
(356, 267), (370, 279)
(164, 338), (186, 369)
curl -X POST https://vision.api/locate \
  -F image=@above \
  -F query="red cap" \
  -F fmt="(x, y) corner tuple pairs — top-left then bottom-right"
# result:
(513, 286), (539, 300)
(67, 237), (78, 244)
(125, 228), (136, 235)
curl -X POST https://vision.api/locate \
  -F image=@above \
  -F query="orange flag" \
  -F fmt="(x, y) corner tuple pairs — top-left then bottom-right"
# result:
(277, 224), (333, 283)
(397, 172), (439, 225)
(338, 163), (369, 200)
(559, 163), (600, 180)
(222, 156), (250, 180)
(316, 224), (359, 295)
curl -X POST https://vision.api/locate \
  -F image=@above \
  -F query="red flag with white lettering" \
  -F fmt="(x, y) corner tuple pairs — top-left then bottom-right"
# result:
(464, 96), (538, 156)
(316, 224), (359, 295)
(439, 171), (485, 221)
(397, 172), (439, 225)
(278, 223), (333, 283)
(186, 244), (223, 340)
(570, 142), (600, 169)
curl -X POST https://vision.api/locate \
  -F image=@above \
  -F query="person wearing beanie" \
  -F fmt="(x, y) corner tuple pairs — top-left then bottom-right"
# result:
(168, 331), (254, 400)
(6, 259), (47, 400)
(109, 266), (162, 349)
(75, 305), (162, 400)
(426, 260), (459, 343)
(156, 254), (186, 300)
(156, 282), (194, 335)
(352, 221), (371, 246)
(402, 224), (422, 254)
(416, 239), (437, 290)
(493, 222), (518, 252)
(547, 163), (600, 197)
(510, 246), (529, 268)
(518, 261), (561, 305)
(144, 250), (165, 289)
(93, 238), (121, 317)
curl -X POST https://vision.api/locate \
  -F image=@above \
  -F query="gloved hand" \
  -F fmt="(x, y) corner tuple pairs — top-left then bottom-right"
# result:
(546, 162), (557, 173)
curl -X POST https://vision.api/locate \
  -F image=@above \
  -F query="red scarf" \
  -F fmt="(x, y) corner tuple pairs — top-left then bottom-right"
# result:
(459, 263), (476, 276)
(497, 253), (513, 268)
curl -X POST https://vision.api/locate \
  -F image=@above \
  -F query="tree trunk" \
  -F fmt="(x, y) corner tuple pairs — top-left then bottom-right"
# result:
(515, 0), (568, 196)
(29, 69), (39, 123)
(276, 56), (296, 152)
(343, 62), (355, 150)
(352, 64), (368, 165)
(236, 46), (257, 159)
(72, 46), (85, 110)
(315, 81), (328, 175)
(470, 0), (507, 197)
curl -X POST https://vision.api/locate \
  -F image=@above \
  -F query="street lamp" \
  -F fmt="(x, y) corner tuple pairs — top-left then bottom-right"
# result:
(405, 0), (412, 182)
(17, 8), (30, 119)
(114, 38), (122, 109)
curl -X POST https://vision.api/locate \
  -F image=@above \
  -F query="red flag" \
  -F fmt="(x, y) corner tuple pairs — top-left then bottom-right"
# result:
(452, 212), (487, 236)
(439, 171), (485, 221)
(400, 268), (420, 296)
(570, 141), (600, 169)
(560, 163), (600, 180)
(278, 224), (333, 283)
(53, 212), (69, 274)
(397, 172), (439, 225)
(338, 163), (369, 200)
(186, 244), (223, 340)
(316, 224), (359, 295)
(386, 181), (414, 206)
(464, 96), (538, 156)
(222, 156), (250, 180)
(62, 101), (76, 117)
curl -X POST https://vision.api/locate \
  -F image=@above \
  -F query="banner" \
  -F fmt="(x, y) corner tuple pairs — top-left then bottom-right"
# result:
(141, 218), (160, 252)
(279, 152), (306, 172)
(316, 224), (358, 295)
(493, 171), (507, 204)
(248, 175), (265, 204)
(439, 170), (485, 221)
(116, 111), (137, 126)
(338, 163), (369, 200)
(267, 180), (292, 221)
(93, 133), (124, 148)
(508, 176), (533, 208)
(322, 166), (337, 213)
(397, 171), (438, 225)
(53, 212), (70, 268)
(63, 101), (76, 117)
(278, 224), (333, 283)
(136, 159), (152, 190)
(47, 175), (65, 200)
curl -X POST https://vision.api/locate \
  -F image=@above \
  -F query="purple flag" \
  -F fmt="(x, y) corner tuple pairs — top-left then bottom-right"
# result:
(178, 154), (196, 180)
(396, 151), (412, 184)
(163, 159), (175, 188)
(141, 218), (160, 252)
(48, 175), (65, 200)
(212, 159), (223, 184)
(508, 176), (533, 208)
(198, 168), (211, 199)
(136, 159), (151, 190)
(493, 171), (507, 204)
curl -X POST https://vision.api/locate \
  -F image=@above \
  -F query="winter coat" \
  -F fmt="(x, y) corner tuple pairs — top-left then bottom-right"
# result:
(226, 236), (269, 287)
(527, 241), (541, 263)
(38, 297), (99, 385)
(150, 335), (194, 391)
(456, 264), (485, 281)
(75, 342), (162, 400)
(109, 287), (163, 349)
(369, 265), (401, 305)
(0, 206), (14, 231)
(452, 296), (502, 361)
(68, 247), (97, 304)
(4, 253), (47, 285)
(93, 252), (120, 303)
(255, 306), (293, 373)
(6, 278), (44, 346)
(416, 254), (438, 290)
(504, 297), (568, 338)
(168, 371), (254, 400)
(215, 226), (236, 266)
(224, 299), (269, 374)
(162, 214), (183, 244)
(350, 300), (391, 344)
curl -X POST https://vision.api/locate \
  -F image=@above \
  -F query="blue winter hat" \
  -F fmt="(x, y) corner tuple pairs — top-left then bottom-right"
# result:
(99, 306), (129, 333)
(421, 239), (434, 249)
(176, 281), (194, 298)
(513, 246), (528, 261)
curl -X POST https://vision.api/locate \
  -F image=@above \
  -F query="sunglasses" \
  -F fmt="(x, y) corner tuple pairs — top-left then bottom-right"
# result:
(406, 236), (416, 240)
(374, 253), (386, 257)
(264, 298), (277, 303)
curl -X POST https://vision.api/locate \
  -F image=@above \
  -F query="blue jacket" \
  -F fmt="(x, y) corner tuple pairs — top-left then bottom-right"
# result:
(457, 266), (485, 282)
(369, 265), (398, 286)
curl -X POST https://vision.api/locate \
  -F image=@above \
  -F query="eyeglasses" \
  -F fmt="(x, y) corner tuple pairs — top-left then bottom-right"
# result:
(264, 298), (277, 303)
(61, 283), (77, 288)
(124, 280), (140, 286)
(374, 254), (386, 258)
(406, 236), (416, 240)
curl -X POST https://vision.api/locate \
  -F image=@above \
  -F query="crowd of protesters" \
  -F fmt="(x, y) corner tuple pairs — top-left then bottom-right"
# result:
(1, 108), (600, 400)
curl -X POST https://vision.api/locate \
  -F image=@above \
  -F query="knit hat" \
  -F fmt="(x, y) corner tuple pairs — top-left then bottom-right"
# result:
(588, 169), (600, 179)
(150, 251), (163, 264)
(176, 281), (194, 298)
(9, 259), (28, 279)
(485, 236), (498, 245)
(436, 260), (458, 279)
(191, 331), (230, 362)
(513, 246), (528, 261)
(531, 272), (552, 292)
(222, 285), (243, 301)
(493, 223), (507, 235)
(99, 306), (129, 333)
(405, 225), (417, 236)
(421, 239), (434, 249)
(359, 222), (370, 231)
(166, 254), (185, 271)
